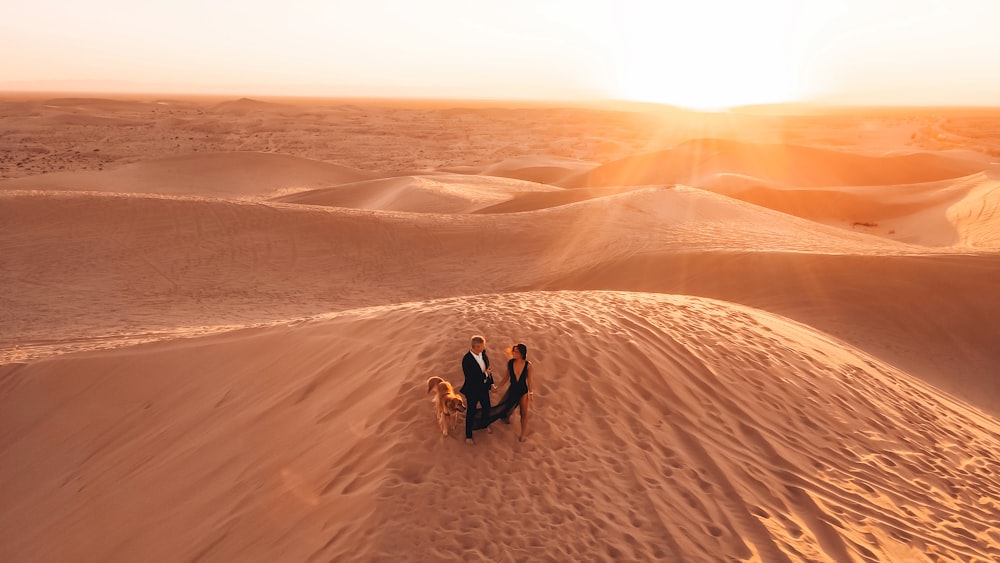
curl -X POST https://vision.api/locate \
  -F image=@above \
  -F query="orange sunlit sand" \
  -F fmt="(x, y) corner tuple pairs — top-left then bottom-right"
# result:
(2, 94), (1000, 561)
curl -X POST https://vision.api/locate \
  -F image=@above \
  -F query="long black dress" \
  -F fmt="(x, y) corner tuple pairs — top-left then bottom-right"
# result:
(471, 359), (529, 430)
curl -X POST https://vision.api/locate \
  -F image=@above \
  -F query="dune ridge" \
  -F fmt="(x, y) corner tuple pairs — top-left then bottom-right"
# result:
(1, 292), (998, 562)
(473, 185), (647, 214)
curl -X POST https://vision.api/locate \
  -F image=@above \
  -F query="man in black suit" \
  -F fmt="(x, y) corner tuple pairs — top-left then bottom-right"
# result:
(460, 334), (494, 445)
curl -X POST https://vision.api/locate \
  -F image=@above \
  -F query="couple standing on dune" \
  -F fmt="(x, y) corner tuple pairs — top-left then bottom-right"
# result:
(461, 335), (535, 445)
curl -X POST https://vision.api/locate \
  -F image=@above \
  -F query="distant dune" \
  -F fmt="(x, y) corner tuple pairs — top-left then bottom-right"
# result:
(273, 174), (559, 213)
(477, 155), (598, 184)
(563, 138), (990, 188)
(0, 152), (376, 196)
(701, 171), (1000, 248)
(41, 97), (150, 112)
(211, 97), (291, 114)
(36, 113), (149, 127)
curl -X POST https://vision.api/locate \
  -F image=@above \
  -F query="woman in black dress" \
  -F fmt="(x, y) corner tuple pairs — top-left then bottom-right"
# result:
(506, 343), (534, 442)
(471, 342), (536, 438)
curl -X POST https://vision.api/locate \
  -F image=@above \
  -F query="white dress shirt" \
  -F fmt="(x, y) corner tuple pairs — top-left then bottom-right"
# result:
(472, 351), (486, 374)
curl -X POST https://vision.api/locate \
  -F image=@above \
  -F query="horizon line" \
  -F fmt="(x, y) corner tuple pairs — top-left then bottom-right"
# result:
(2, 88), (999, 115)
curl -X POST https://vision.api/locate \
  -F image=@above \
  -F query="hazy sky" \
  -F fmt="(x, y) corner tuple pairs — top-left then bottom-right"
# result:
(2, 0), (999, 109)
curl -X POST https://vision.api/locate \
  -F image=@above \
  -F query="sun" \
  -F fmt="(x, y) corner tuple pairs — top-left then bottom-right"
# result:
(607, 3), (805, 110)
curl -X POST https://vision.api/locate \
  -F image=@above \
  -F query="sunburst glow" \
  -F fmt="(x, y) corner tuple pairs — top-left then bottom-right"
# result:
(607, 3), (806, 110)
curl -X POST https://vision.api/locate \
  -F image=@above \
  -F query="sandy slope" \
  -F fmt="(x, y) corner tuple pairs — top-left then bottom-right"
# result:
(944, 171), (1000, 248)
(2, 292), (999, 562)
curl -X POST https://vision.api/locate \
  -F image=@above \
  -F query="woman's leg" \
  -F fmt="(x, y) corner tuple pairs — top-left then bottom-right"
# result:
(518, 396), (530, 441)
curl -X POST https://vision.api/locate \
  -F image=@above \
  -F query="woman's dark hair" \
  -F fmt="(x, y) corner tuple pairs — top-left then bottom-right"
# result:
(513, 343), (528, 359)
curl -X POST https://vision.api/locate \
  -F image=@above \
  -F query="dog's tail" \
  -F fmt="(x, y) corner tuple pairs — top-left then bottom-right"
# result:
(426, 376), (445, 394)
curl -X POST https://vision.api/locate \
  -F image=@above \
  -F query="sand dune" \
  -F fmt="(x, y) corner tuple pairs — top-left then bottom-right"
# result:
(0, 152), (375, 197)
(273, 174), (559, 213)
(36, 113), (149, 127)
(477, 154), (598, 184)
(547, 251), (1000, 415)
(40, 97), (151, 112)
(563, 138), (991, 189)
(2, 292), (999, 561)
(701, 171), (1000, 248)
(945, 171), (1000, 248)
(0, 185), (912, 361)
(5, 185), (999, 416)
(211, 97), (290, 114)
(3, 97), (1000, 562)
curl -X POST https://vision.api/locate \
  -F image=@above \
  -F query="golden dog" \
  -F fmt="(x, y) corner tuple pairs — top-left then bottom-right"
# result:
(426, 376), (467, 436)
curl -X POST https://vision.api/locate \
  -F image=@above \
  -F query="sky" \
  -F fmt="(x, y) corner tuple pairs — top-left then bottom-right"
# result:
(1, 0), (999, 109)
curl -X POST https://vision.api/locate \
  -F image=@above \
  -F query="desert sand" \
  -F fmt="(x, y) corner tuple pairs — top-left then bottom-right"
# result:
(1, 94), (999, 561)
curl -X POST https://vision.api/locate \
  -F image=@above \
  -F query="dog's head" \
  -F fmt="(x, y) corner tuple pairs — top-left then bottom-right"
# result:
(445, 395), (467, 414)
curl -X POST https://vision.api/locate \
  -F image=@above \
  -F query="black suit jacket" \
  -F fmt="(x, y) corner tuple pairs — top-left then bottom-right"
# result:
(460, 350), (492, 396)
